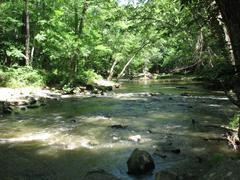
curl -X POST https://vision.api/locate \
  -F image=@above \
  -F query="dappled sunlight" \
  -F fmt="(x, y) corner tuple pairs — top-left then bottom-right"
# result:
(0, 132), (52, 143)
(0, 80), (238, 179)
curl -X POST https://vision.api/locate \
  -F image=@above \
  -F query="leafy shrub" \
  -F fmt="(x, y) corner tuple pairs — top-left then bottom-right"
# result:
(62, 83), (74, 94)
(0, 66), (46, 88)
(76, 70), (103, 85)
(230, 114), (240, 129)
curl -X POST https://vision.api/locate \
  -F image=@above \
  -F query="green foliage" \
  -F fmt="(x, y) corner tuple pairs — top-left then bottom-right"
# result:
(62, 83), (74, 94)
(77, 70), (103, 85)
(230, 114), (240, 129)
(0, 0), (236, 89)
(0, 66), (45, 88)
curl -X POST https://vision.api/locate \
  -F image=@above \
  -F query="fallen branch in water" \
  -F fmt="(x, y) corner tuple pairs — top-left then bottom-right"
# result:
(226, 132), (240, 152)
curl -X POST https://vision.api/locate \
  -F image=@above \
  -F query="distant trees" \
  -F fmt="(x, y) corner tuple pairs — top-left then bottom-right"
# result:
(0, 0), (239, 94)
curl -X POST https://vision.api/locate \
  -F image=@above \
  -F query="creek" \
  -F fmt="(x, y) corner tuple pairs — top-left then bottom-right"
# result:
(0, 79), (237, 179)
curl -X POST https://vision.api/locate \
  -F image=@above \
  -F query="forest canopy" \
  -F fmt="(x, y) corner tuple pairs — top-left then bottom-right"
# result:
(0, 0), (239, 100)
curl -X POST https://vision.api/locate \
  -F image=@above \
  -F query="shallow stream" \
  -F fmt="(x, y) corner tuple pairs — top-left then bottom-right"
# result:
(0, 79), (237, 179)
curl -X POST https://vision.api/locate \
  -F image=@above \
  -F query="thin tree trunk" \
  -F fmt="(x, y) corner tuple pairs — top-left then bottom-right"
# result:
(24, 0), (30, 66)
(30, 46), (34, 64)
(117, 42), (149, 81)
(78, 1), (88, 36)
(238, 118), (240, 140)
(222, 24), (236, 67)
(107, 58), (118, 81)
(195, 28), (204, 68)
(74, 3), (79, 35)
(70, 0), (88, 81)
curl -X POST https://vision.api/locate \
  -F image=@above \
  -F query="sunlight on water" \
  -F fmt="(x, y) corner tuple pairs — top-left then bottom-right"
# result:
(0, 80), (238, 180)
(0, 132), (52, 143)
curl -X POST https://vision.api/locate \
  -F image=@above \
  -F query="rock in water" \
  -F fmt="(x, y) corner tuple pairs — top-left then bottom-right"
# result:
(155, 171), (178, 180)
(128, 135), (141, 142)
(127, 148), (155, 175)
(110, 124), (128, 129)
(84, 169), (119, 180)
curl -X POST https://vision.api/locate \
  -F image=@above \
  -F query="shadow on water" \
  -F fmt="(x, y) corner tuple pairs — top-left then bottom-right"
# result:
(0, 80), (239, 179)
(0, 142), (132, 179)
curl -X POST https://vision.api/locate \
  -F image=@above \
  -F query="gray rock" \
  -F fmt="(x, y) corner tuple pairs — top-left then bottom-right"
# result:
(128, 135), (141, 142)
(27, 97), (37, 105)
(127, 148), (155, 175)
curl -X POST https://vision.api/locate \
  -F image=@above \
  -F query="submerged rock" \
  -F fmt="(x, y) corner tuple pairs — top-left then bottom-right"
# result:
(155, 170), (178, 180)
(155, 142), (181, 155)
(180, 93), (190, 97)
(176, 86), (188, 89)
(150, 92), (163, 96)
(84, 169), (119, 180)
(127, 148), (155, 175)
(109, 124), (128, 129)
(156, 147), (181, 155)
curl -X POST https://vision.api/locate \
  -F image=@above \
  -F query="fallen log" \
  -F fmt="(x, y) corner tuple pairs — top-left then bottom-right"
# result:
(170, 60), (201, 73)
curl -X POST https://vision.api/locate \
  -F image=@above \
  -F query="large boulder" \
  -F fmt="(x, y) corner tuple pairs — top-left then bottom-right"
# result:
(93, 79), (115, 91)
(127, 148), (155, 175)
(0, 101), (12, 115)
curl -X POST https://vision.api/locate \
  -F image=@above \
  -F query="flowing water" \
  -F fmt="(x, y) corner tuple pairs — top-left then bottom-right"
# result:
(0, 79), (238, 179)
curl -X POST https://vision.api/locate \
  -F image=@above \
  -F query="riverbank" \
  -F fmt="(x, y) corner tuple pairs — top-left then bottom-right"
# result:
(0, 79), (119, 115)
(0, 87), (61, 115)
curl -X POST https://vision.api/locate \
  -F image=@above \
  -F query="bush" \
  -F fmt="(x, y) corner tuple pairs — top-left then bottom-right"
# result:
(76, 70), (102, 85)
(0, 66), (46, 88)
(230, 114), (240, 129)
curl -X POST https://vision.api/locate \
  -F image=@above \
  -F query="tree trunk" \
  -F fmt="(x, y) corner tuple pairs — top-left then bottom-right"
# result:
(24, 0), (30, 66)
(222, 23), (236, 67)
(238, 117), (240, 140)
(70, 0), (88, 81)
(78, 1), (88, 36)
(107, 58), (118, 81)
(216, 0), (240, 74)
(117, 42), (149, 81)
(195, 28), (204, 69)
(117, 54), (136, 81)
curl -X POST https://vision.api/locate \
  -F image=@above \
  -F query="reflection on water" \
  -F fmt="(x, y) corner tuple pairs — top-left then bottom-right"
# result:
(0, 80), (237, 179)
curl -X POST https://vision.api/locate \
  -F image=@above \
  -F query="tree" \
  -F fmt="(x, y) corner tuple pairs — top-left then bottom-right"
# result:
(216, 0), (240, 74)
(24, 0), (30, 66)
